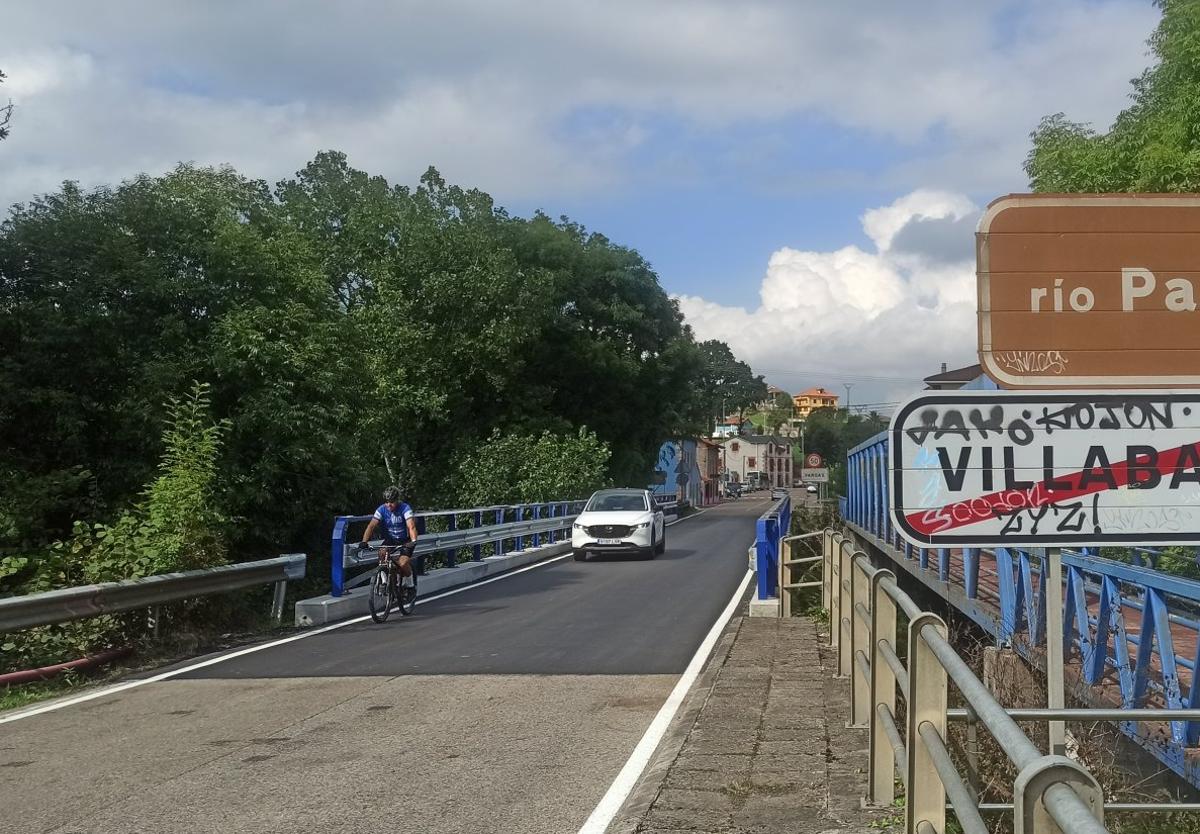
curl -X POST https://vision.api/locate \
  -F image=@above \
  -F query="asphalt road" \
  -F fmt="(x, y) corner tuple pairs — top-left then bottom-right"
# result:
(2, 497), (774, 834)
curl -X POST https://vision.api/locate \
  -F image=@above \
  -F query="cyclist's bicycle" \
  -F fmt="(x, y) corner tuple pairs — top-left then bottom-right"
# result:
(362, 543), (418, 623)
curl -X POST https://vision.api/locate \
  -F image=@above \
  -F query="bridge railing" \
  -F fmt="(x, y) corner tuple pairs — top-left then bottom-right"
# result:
(753, 495), (791, 603)
(329, 501), (587, 596)
(845, 429), (1200, 788)
(823, 528), (1191, 834)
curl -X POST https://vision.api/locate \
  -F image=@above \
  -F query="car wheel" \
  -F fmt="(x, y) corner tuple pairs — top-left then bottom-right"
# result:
(573, 549), (587, 562)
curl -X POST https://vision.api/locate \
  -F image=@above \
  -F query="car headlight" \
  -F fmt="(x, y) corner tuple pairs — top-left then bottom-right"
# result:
(572, 523), (584, 531)
(634, 521), (651, 529)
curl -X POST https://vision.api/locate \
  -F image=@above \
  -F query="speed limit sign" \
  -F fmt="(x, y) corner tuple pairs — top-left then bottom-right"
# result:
(805, 452), (823, 468)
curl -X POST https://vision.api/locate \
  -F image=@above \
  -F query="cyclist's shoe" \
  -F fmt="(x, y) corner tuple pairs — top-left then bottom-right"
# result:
(401, 586), (416, 605)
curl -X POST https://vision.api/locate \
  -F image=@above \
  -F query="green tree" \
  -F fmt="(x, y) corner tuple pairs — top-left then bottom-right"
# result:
(0, 165), (363, 553)
(696, 340), (768, 430)
(763, 391), (794, 434)
(1026, 0), (1200, 191)
(452, 428), (611, 505)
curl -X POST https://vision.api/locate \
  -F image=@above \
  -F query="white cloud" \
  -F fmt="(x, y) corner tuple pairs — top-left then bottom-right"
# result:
(677, 190), (980, 409)
(0, 1), (1160, 210)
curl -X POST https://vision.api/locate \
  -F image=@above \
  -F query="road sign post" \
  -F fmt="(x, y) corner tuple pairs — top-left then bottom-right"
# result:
(956, 192), (1200, 761)
(1045, 546), (1066, 756)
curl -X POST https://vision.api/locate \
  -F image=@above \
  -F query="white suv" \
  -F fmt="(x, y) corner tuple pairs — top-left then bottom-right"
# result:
(571, 488), (665, 561)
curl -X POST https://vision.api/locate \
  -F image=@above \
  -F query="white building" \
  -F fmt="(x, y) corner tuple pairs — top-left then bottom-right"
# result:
(718, 435), (794, 489)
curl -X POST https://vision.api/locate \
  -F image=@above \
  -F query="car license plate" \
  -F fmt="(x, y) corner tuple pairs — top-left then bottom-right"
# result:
(597, 538), (622, 545)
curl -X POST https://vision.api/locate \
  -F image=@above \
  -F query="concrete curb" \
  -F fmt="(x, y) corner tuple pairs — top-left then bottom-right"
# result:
(294, 541), (572, 626)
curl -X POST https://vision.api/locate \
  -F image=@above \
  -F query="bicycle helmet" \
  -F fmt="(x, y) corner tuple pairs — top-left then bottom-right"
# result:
(383, 486), (402, 503)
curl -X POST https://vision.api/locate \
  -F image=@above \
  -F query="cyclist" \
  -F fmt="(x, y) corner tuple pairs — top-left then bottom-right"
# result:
(359, 486), (419, 589)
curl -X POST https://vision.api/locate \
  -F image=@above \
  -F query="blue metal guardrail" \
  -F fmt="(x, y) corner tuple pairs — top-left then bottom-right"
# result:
(330, 501), (586, 597)
(754, 495), (791, 601)
(844, 429), (1200, 787)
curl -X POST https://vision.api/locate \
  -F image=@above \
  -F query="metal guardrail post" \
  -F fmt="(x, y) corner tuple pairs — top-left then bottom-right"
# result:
(445, 513), (458, 568)
(907, 613), (948, 834)
(869, 567), (898, 806)
(822, 529), (834, 614)
(851, 552), (871, 728)
(331, 516), (350, 597)
(271, 579), (288, 625)
(1014, 757), (1105, 834)
(838, 540), (853, 677)
(781, 536), (792, 617)
(473, 510), (484, 561)
(830, 533), (844, 650)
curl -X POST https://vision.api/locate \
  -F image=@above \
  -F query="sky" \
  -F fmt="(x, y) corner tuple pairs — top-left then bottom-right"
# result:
(0, 0), (1161, 412)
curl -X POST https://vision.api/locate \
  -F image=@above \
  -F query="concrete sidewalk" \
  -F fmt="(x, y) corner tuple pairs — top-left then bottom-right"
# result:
(614, 615), (898, 834)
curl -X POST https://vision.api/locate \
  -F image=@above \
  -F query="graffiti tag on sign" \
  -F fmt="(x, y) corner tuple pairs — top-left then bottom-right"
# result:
(888, 391), (1200, 546)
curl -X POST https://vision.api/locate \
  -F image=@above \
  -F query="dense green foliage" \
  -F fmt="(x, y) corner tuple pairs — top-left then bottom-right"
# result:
(796, 408), (887, 497)
(1, 384), (231, 669)
(0, 150), (753, 667)
(1026, 0), (1200, 191)
(695, 340), (768, 430)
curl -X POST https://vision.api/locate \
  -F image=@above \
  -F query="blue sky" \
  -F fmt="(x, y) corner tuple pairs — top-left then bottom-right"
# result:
(0, 0), (1161, 406)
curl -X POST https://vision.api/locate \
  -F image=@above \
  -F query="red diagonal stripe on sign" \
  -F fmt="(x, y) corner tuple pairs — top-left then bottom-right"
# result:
(903, 439), (1200, 536)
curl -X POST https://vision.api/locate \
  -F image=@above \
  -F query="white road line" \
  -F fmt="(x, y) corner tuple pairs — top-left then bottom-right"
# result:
(0, 505), (724, 726)
(576, 563), (754, 834)
(0, 550), (577, 725)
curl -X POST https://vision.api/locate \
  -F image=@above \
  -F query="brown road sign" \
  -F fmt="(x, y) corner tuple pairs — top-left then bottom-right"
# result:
(978, 194), (1200, 388)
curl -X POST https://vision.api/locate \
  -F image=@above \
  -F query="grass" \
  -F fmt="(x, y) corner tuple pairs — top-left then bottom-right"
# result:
(0, 673), (92, 712)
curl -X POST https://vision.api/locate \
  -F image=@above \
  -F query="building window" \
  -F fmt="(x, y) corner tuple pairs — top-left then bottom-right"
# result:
(731, 442), (739, 452)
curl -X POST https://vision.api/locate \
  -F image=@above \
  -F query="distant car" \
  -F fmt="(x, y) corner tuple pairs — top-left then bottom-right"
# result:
(806, 484), (818, 494)
(771, 487), (788, 499)
(572, 488), (665, 561)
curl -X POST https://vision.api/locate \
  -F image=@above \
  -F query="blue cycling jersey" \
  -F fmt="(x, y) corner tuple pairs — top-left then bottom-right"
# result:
(373, 502), (414, 544)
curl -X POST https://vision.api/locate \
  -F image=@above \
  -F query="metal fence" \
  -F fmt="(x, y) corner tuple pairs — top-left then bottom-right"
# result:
(845, 428), (1200, 788)
(819, 528), (1195, 834)
(329, 501), (587, 596)
(0, 554), (307, 633)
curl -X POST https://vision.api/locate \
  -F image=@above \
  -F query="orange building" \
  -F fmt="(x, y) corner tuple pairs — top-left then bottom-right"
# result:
(792, 386), (839, 418)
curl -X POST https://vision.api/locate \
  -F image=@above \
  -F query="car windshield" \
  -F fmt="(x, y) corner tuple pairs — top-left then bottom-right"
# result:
(586, 491), (649, 512)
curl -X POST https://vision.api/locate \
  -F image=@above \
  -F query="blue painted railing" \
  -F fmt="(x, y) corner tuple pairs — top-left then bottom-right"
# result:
(754, 495), (792, 601)
(844, 429), (1200, 787)
(330, 501), (584, 597)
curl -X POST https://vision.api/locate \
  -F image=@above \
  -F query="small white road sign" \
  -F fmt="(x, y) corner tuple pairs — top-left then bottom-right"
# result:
(889, 391), (1200, 546)
(802, 468), (829, 483)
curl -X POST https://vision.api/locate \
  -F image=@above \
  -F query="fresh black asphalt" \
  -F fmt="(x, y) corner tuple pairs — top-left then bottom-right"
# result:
(181, 500), (769, 679)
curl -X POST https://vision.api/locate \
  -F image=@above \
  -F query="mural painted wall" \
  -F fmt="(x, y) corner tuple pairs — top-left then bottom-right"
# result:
(652, 439), (703, 506)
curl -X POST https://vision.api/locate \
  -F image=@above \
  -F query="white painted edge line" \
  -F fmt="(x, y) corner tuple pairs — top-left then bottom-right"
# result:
(576, 563), (754, 834)
(0, 548), (576, 725)
(665, 507), (708, 527)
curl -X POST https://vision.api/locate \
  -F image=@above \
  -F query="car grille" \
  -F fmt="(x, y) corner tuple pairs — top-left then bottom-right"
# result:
(585, 524), (634, 538)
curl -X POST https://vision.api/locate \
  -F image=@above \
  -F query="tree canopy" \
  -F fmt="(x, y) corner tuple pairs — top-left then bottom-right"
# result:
(0, 153), (751, 563)
(1026, 0), (1200, 191)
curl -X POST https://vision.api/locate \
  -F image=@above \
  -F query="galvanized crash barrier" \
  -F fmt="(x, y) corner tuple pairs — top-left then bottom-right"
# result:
(818, 527), (1200, 834)
(0, 554), (307, 632)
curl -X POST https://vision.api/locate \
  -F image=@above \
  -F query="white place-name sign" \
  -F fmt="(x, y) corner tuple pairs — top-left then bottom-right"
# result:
(889, 391), (1200, 546)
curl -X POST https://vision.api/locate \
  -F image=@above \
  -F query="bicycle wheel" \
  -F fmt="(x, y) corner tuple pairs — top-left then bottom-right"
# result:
(398, 572), (417, 616)
(368, 565), (393, 623)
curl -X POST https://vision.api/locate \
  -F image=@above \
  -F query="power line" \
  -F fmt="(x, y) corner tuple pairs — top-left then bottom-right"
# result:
(749, 366), (924, 383)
